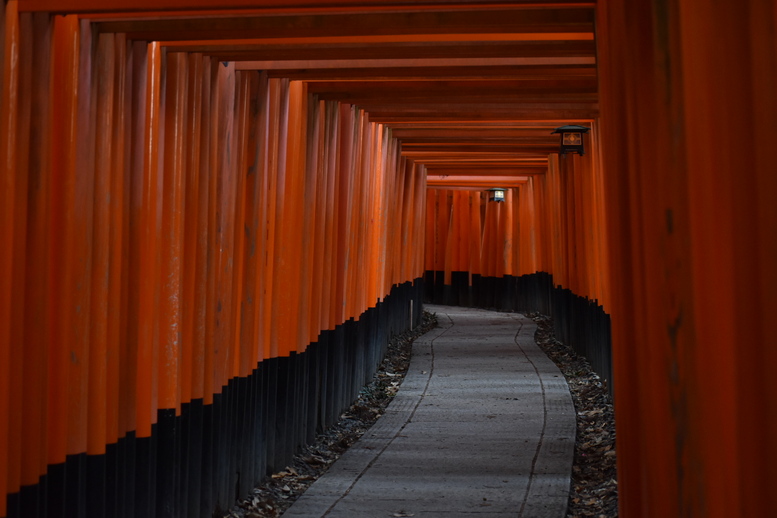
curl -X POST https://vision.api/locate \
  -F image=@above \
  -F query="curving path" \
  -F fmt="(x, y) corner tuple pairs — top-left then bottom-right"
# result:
(284, 305), (575, 518)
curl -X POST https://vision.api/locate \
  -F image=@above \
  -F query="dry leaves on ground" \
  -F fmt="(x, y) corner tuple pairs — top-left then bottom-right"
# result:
(529, 313), (618, 518)
(222, 311), (438, 518)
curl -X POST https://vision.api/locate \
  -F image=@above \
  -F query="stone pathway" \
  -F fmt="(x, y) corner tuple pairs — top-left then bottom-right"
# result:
(284, 305), (575, 517)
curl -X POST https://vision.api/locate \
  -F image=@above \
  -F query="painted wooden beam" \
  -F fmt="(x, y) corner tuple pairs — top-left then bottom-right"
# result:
(259, 64), (596, 81)
(164, 40), (597, 61)
(21, 0), (595, 13)
(91, 8), (594, 41)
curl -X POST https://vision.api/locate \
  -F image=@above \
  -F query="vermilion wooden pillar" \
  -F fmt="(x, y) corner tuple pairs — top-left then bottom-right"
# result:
(598, 1), (777, 516)
(680, 2), (777, 517)
(598, 0), (697, 514)
(0, 4), (18, 514)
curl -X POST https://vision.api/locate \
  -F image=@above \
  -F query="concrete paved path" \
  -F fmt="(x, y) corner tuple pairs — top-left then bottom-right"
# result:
(284, 305), (575, 518)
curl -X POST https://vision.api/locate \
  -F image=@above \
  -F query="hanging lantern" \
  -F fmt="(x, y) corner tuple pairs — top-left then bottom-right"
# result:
(551, 125), (590, 156)
(487, 188), (506, 202)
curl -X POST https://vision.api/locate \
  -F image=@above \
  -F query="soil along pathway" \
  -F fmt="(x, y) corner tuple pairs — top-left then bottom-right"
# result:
(284, 305), (575, 518)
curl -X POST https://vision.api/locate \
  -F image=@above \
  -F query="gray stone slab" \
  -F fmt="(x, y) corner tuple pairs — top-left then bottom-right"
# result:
(284, 305), (574, 518)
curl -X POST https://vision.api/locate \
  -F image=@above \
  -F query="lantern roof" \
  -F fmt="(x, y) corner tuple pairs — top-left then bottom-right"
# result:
(551, 125), (590, 134)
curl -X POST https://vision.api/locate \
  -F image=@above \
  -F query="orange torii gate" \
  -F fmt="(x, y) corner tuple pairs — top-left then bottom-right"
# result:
(1, 5), (428, 515)
(2, 1), (777, 517)
(423, 138), (612, 390)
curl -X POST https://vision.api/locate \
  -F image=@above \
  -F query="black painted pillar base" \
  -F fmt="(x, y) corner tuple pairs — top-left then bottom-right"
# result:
(422, 270), (612, 396)
(3, 279), (425, 518)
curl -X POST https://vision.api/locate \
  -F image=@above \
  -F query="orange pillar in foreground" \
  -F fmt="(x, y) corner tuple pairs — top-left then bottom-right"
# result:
(598, 0), (777, 516)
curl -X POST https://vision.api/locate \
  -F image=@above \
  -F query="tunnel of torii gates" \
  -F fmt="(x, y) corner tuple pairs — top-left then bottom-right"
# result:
(1, 0), (776, 517)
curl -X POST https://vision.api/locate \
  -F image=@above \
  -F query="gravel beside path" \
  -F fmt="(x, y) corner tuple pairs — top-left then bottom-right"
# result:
(529, 313), (618, 518)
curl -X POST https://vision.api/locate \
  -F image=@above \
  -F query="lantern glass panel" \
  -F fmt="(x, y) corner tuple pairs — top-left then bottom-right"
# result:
(563, 133), (582, 146)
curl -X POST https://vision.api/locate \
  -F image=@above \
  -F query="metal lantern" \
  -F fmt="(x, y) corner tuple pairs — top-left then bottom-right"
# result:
(551, 125), (590, 156)
(487, 188), (506, 202)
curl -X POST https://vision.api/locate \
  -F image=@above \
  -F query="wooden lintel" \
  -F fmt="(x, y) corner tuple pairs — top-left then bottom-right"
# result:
(92, 9), (594, 41)
(231, 56), (595, 70)
(365, 105), (599, 123)
(262, 65), (597, 81)
(21, 0), (596, 14)
(166, 39), (597, 61)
